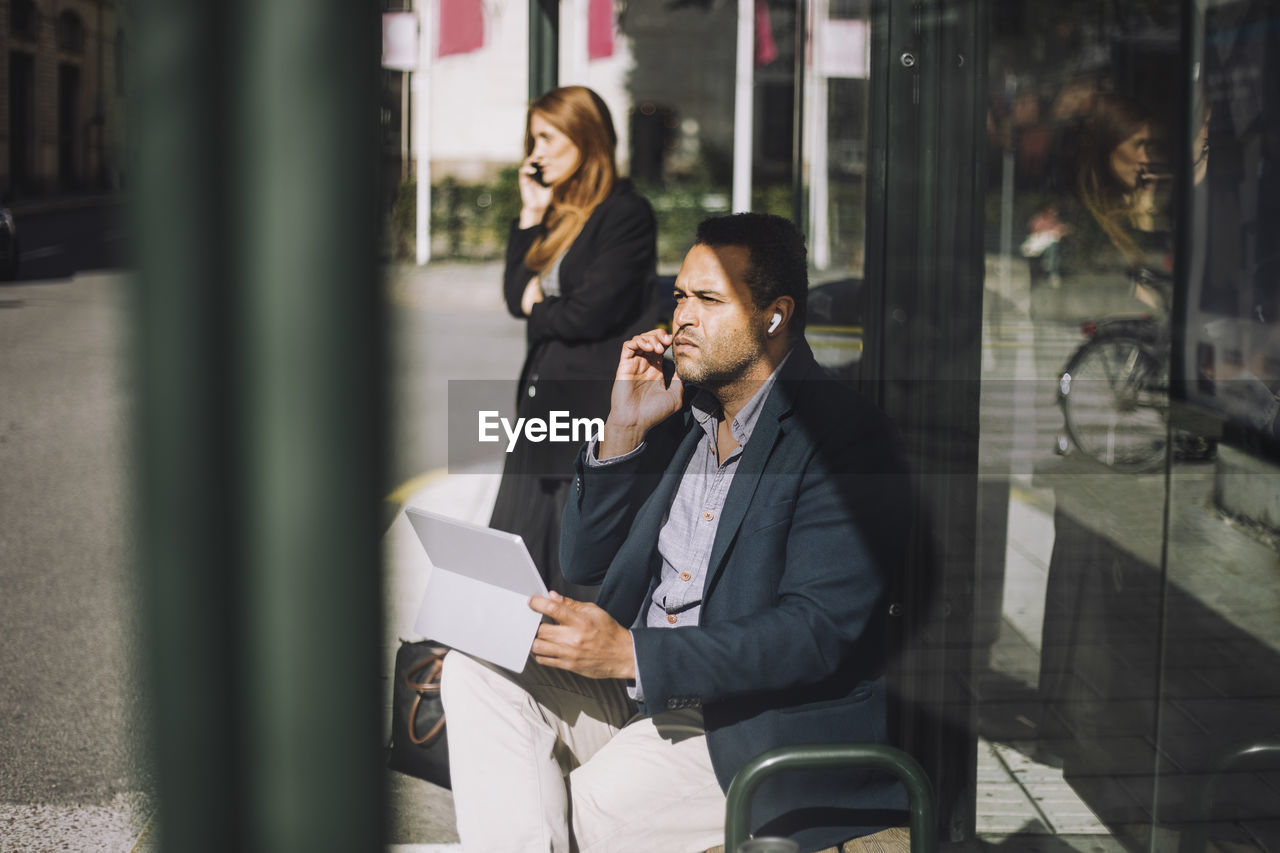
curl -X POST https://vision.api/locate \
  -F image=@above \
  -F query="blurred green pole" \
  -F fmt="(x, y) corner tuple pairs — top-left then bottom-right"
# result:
(529, 0), (559, 100)
(132, 0), (246, 847)
(133, 1), (385, 850)
(237, 0), (385, 849)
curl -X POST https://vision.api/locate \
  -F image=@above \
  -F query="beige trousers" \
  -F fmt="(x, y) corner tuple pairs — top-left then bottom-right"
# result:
(441, 651), (727, 853)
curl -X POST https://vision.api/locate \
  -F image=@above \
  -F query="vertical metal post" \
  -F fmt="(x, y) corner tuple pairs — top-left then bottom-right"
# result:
(528, 0), (559, 100)
(732, 0), (755, 212)
(237, 0), (385, 848)
(806, 0), (830, 268)
(791, 0), (808, 231)
(416, 0), (434, 265)
(133, 0), (247, 847)
(402, 71), (411, 181)
(864, 0), (987, 841)
(133, 0), (385, 850)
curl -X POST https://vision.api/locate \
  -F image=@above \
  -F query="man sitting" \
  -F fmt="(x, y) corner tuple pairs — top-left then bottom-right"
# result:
(442, 213), (912, 852)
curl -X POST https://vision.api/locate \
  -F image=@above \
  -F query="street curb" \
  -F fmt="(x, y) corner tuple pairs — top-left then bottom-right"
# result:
(8, 194), (125, 216)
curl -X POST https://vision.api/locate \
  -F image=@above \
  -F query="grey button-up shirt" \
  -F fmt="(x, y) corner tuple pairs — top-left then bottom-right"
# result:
(586, 351), (791, 701)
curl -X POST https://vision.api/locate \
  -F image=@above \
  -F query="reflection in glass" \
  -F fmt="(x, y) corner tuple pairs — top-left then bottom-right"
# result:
(1180, 1), (1280, 452)
(974, 0), (1279, 848)
(973, 0), (1216, 848)
(1158, 2), (1280, 850)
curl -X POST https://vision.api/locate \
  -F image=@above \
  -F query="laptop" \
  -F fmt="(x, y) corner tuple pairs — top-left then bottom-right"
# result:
(407, 508), (548, 672)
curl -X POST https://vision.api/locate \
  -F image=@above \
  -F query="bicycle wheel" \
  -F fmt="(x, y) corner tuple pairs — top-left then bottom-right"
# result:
(1059, 334), (1168, 471)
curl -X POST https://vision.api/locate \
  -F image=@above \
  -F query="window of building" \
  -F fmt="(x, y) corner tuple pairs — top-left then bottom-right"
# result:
(10, 0), (37, 40)
(58, 10), (85, 54)
(116, 29), (128, 95)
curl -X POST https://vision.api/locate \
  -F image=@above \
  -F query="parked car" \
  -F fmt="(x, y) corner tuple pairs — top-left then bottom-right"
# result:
(0, 202), (17, 281)
(806, 276), (865, 380)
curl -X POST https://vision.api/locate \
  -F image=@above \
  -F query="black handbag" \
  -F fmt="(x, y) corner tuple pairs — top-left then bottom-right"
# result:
(387, 640), (451, 788)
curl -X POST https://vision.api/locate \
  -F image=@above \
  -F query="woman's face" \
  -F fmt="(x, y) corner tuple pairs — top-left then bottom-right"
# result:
(1110, 124), (1153, 191)
(529, 113), (581, 187)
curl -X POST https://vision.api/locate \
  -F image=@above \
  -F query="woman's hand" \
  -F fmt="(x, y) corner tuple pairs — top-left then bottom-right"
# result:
(517, 157), (552, 228)
(521, 276), (544, 315)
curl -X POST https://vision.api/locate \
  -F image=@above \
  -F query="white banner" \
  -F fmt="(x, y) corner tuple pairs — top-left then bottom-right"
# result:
(820, 19), (869, 79)
(383, 12), (420, 71)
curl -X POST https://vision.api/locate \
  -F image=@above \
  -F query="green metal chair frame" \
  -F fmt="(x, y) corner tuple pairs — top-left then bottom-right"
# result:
(724, 744), (935, 853)
(1177, 738), (1280, 853)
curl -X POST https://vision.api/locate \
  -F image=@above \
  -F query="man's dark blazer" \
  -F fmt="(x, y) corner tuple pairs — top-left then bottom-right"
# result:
(560, 341), (912, 851)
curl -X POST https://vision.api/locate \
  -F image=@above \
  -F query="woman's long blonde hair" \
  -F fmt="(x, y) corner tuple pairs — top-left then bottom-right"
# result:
(523, 86), (618, 273)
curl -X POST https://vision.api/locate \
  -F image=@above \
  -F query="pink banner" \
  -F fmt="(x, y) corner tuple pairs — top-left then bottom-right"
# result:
(438, 0), (484, 57)
(755, 0), (777, 66)
(588, 0), (614, 60)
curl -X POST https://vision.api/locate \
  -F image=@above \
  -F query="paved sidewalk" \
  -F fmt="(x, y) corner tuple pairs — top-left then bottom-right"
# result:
(0, 794), (153, 853)
(383, 469), (501, 848)
(121, 470), (496, 853)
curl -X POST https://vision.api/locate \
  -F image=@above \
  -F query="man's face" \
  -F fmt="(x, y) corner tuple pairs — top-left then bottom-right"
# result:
(670, 243), (769, 388)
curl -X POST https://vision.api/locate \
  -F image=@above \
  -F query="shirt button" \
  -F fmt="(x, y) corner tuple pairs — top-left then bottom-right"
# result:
(667, 614), (678, 624)
(702, 510), (714, 521)
(680, 571), (692, 581)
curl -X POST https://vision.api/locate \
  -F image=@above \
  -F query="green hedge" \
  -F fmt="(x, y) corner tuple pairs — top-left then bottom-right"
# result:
(391, 172), (800, 266)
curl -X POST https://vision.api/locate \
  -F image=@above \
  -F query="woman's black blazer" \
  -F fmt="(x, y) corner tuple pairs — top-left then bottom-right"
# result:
(502, 179), (659, 475)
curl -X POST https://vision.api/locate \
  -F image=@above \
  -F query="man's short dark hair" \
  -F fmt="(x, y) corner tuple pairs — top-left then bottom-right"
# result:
(694, 213), (809, 334)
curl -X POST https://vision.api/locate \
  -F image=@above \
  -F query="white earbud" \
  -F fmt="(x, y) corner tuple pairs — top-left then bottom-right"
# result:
(768, 312), (782, 334)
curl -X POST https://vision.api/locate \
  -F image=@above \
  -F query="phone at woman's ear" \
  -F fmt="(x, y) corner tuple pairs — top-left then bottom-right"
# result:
(530, 163), (547, 187)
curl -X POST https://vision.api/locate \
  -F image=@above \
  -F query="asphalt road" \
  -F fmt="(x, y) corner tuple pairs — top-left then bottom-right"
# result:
(386, 260), (527, 489)
(0, 201), (158, 847)
(0, 248), (525, 848)
(0, 269), (153, 847)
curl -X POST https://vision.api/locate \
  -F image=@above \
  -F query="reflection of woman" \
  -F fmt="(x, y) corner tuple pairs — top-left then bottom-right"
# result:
(1037, 91), (1174, 783)
(490, 86), (657, 598)
(1057, 92), (1171, 309)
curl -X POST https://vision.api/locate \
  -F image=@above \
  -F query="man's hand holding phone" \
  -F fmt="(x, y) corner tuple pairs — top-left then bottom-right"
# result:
(599, 329), (684, 459)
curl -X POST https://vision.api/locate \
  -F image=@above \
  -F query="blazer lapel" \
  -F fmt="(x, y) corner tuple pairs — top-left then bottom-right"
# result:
(702, 344), (814, 594)
(702, 414), (782, 594)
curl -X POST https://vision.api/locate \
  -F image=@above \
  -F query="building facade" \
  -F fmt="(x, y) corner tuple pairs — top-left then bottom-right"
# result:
(3, 0), (128, 196)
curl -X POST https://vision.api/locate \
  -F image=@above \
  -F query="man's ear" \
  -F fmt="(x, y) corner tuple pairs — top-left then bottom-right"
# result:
(766, 296), (795, 336)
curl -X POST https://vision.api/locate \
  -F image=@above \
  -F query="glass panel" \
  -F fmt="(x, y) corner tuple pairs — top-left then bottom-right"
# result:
(604, 0), (799, 267)
(1159, 2), (1280, 850)
(800, 0), (871, 380)
(576, 0), (739, 267)
(1178, 0), (1280, 458)
(972, 0), (1197, 847)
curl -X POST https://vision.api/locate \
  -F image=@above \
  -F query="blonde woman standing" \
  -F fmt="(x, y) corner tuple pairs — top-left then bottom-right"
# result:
(490, 86), (658, 599)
